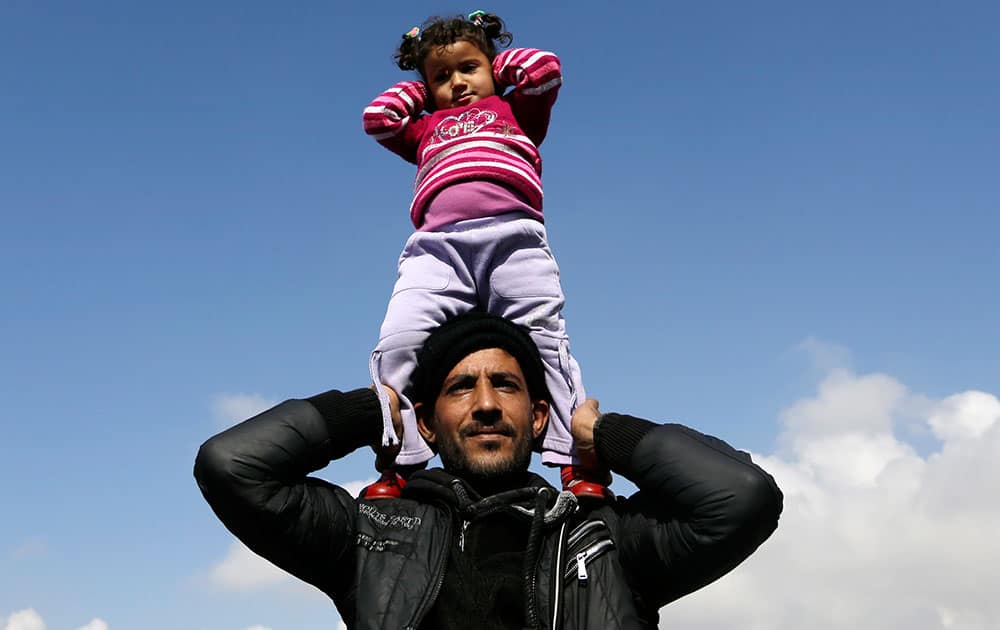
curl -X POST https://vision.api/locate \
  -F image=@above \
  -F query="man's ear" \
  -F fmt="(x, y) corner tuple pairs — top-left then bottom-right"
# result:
(415, 401), (437, 445)
(531, 399), (550, 441)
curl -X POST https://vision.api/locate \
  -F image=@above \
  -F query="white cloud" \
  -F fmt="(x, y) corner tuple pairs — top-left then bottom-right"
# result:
(659, 361), (1000, 629)
(928, 391), (1000, 442)
(3, 609), (44, 630)
(77, 620), (108, 630)
(210, 540), (293, 590)
(241, 626), (271, 630)
(212, 393), (276, 427)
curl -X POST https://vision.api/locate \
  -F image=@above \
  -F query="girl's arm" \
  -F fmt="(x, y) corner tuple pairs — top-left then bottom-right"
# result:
(362, 80), (431, 164)
(493, 48), (562, 145)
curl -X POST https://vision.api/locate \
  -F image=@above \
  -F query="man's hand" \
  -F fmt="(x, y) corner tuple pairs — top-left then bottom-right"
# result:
(370, 384), (403, 471)
(571, 398), (602, 472)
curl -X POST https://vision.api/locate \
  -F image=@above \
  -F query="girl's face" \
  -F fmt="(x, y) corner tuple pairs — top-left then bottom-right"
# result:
(423, 40), (495, 110)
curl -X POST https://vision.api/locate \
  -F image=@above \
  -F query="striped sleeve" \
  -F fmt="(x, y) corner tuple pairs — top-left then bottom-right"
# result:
(493, 48), (562, 96)
(492, 48), (562, 146)
(362, 80), (429, 164)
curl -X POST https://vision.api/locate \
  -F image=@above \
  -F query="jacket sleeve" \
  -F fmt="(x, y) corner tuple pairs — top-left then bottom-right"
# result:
(595, 413), (784, 608)
(493, 48), (562, 146)
(193, 387), (381, 599)
(362, 80), (431, 164)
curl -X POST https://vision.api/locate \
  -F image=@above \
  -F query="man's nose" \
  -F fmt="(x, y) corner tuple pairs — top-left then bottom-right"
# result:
(471, 380), (500, 422)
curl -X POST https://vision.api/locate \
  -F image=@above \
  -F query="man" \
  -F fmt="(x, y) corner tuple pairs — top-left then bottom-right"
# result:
(195, 313), (783, 629)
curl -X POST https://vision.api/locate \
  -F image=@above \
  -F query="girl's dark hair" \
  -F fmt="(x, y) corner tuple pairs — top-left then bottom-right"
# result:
(394, 13), (513, 79)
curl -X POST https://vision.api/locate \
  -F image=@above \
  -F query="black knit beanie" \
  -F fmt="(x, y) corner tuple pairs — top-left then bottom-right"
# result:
(410, 312), (550, 407)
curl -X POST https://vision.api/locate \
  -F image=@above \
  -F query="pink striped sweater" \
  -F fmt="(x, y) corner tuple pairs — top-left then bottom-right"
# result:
(363, 48), (562, 229)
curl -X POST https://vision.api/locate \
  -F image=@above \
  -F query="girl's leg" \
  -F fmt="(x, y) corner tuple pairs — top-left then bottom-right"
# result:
(531, 332), (584, 466)
(483, 219), (582, 466)
(370, 231), (478, 467)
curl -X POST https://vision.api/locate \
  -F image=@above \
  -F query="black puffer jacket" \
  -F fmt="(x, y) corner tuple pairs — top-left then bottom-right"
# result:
(195, 388), (782, 629)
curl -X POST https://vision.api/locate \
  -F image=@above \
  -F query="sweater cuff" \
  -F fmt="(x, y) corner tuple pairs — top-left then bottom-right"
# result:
(306, 388), (382, 456)
(594, 412), (657, 473)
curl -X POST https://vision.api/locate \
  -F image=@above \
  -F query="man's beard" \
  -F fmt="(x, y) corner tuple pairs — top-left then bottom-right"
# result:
(435, 423), (534, 493)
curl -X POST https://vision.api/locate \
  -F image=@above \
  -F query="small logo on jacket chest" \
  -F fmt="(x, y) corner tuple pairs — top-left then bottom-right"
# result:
(432, 108), (498, 143)
(358, 503), (422, 529)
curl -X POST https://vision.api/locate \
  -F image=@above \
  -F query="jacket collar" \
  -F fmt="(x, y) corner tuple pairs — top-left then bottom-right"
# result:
(403, 468), (550, 509)
(403, 468), (577, 525)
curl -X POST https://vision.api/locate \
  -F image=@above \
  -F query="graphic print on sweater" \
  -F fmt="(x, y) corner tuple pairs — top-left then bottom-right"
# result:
(431, 108), (498, 144)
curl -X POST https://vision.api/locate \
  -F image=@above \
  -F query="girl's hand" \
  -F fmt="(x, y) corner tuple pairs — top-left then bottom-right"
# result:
(571, 398), (602, 471)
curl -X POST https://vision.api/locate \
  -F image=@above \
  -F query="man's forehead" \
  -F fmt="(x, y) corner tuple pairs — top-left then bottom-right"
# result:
(445, 347), (524, 379)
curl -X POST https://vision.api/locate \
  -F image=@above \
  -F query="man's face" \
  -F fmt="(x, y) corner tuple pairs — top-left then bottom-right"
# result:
(416, 348), (549, 482)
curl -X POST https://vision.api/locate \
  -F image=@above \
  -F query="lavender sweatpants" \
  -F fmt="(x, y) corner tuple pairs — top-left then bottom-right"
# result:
(370, 213), (584, 467)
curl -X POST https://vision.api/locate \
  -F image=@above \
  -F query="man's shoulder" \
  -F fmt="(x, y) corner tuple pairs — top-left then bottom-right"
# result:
(570, 494), (641, 537)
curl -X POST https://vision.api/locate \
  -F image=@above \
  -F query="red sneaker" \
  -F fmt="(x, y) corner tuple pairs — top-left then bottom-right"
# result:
(560, 466), (614, 501)
(361, 470), (407, 500)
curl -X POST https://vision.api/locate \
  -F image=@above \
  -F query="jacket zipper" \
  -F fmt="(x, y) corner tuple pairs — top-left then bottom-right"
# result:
(565, 520), (603, 550)
(405, 516), (452, 630)
(549, 519), (569, 630)
(564, 539), (615, 582)
(459, 518), (469, 551)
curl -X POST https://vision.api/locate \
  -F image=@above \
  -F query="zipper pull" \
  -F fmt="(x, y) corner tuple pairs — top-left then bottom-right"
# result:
(576, 551), (588, 583)
(459, 519), (469, 552)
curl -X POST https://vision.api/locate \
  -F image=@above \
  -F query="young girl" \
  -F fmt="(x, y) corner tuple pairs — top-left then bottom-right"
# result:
(363, 11), (608, 499)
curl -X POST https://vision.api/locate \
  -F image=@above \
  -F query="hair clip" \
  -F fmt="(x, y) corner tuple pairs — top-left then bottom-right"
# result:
(467, 10), (486, 27)
(403, 26), (420, 40)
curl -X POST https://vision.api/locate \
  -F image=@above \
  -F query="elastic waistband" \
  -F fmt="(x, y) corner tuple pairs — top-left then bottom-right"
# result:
(431, 211), (537, 233)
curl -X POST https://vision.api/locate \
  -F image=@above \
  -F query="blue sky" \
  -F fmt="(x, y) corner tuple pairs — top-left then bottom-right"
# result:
(2, 2), (998, 629)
